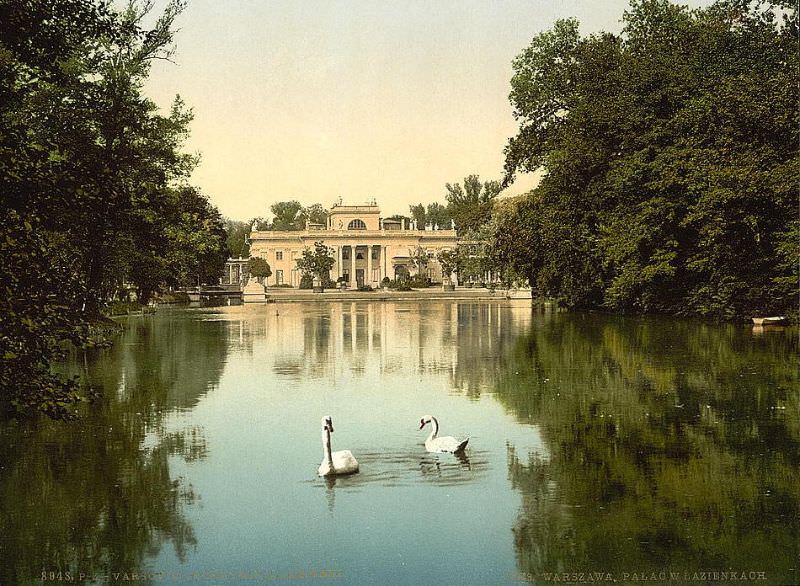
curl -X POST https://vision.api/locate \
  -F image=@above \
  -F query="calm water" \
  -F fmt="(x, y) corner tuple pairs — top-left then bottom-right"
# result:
(0, 302), (798, 586)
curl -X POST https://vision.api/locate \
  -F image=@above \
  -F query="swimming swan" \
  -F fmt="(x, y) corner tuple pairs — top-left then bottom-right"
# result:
(418, 415), (469, 453)
(318, 416), (359, 476)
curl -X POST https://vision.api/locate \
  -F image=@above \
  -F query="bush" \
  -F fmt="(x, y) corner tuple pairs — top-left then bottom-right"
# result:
(299, 274), (313, 289)
(358, 285), (374, 292)
(408, 275), (430, 288)
(381, 277), (391, 287)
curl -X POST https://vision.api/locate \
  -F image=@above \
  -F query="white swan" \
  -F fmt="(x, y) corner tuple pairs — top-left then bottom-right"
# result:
(419, 415), (469, 453)
(318, 416), (359, 476)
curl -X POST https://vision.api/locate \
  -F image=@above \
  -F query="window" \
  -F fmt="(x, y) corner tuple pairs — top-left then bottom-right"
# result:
(276, 251), (283, 260)
(276, 270), (284, 285)
(348, 219), (367, 230)
(371, 247), (379, 260)
(342, 248), (351, 260)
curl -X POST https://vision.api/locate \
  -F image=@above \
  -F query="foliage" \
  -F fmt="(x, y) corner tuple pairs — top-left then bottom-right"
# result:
(248, 257), (272, 281)
(268, 201), (328, 230)
(295, 241), (334, 282)
(426, 202), (451, 229)
(409, 245), (429, 275)
(386, 279), (412, 291)
(436, 249), (459, 282)
(299, 274), (314, 289)
(0, 0), (227, 418)
(302, 203), (328, 226)
(457, 243), (492, 284)
(500, 0), (799, 318)
(408, 275), (431, 288)
(445, 174), (502, 234)
(224, 219), (251, 258)
(409, 204), (426, 229)
(269, 201), (304, 230)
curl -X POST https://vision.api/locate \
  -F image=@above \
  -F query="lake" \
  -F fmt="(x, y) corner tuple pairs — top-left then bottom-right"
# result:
(0, 301), (797, 586)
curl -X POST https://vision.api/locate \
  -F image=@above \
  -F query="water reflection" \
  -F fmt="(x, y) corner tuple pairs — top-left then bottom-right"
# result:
(210, 301), (522, 397)
(2, 304), (796, 585)
(0, 313), (228, 585)
(495, 313), (799, 584)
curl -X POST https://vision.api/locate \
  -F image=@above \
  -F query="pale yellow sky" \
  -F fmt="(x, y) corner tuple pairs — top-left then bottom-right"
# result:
(144, 0), (711, 220)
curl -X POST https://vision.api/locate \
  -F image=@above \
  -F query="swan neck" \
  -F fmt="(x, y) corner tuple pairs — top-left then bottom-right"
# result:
(429, 416), (439, 439)
(322, 427), (333, 465)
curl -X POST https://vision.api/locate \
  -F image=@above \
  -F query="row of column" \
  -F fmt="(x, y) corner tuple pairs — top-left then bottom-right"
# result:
(334, 244), (386, 288)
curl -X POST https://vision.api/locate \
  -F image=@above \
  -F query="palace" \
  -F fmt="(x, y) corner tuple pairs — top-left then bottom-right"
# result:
(247, 202), (459, 288)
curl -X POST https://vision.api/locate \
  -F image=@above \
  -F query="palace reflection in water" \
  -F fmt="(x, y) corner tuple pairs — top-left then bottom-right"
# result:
(0, 302), (796, 585)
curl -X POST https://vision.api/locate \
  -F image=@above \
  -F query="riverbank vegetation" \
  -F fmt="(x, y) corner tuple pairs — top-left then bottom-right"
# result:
(1, 0), (227, 419)
(493, 0), (798, 319)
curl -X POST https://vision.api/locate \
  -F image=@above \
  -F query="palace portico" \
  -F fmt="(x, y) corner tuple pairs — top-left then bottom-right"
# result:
(248, 202), (459, 288)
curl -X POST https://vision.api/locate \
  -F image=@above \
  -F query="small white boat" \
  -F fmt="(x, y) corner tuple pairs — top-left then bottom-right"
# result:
(752, 316), (789, 326)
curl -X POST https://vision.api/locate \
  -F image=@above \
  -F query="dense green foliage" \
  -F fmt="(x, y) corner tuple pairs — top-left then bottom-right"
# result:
(224, 218), (251, 258)
(409, 174), (500, 235)
(294, 241), (335, 288)
(497, 0), (798, 319)
(247, 256), (271, 281)
(1, 0), (227, 419)
(266, 200), (328, 230)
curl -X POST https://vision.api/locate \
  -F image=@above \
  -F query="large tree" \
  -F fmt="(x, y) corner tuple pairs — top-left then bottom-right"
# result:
(224, 219), (251, 258)
(0, 0), (227, 418)
(501, 0), (798, 318)
(445, 174), (502, 235)
(268, 201), (328, 230)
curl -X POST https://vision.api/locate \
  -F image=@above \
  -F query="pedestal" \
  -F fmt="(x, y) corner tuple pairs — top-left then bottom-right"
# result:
(242, 280), (267, 303)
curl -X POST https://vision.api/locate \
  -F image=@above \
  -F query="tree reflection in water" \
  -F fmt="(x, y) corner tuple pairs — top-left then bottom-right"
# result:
(495, 313), (799, 584)
(0, 312), (227, 585)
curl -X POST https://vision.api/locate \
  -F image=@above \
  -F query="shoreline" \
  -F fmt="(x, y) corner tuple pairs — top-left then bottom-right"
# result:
(246, 287), (532, 303)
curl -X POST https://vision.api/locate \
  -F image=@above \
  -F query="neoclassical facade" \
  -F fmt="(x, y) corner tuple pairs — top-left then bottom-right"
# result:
(248, 203), (459, 288)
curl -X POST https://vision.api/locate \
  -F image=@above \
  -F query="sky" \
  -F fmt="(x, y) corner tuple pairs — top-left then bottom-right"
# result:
(143, 0), (709, 220)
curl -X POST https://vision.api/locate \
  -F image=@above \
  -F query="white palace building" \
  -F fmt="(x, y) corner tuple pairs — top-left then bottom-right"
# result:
(246, 202), (459, 288)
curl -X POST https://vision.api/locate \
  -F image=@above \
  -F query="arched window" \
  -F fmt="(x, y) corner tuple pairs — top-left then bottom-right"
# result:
(348, 219), (367, 230)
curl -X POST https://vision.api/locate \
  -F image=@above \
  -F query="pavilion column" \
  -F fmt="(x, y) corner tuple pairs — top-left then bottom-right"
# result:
(367, 245), (373, 286)
(337, 246), (342, 280)
(349, 244), (356, 288)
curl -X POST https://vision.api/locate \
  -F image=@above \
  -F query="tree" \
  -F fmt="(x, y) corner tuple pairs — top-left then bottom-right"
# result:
(269, 200), (304, 230)
(225, 219), (251, 258)
(295, 241), (334, 289)
(1, 0), (228, 418)
(426, 202), (451, 230)
(500, 0), (798, 317)
(248, 257), (272, 283)
(409, 204), (426, 229)
(301, 203), (328, 226)
(268, 201), (328, 230)
(445, 175), (502, 234)
(410, 246), (429, 275)
(436, 249), (459, 284)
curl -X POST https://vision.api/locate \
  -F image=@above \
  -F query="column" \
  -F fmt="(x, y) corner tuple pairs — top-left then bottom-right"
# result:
(349, 244), (356, 288)
(367, 244), (373, 286)
(337, 246), (342, 280)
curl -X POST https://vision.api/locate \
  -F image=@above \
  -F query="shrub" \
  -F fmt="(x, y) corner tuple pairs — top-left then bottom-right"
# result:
(409, 275), (430, 288)
(299, 274), (313, 289)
